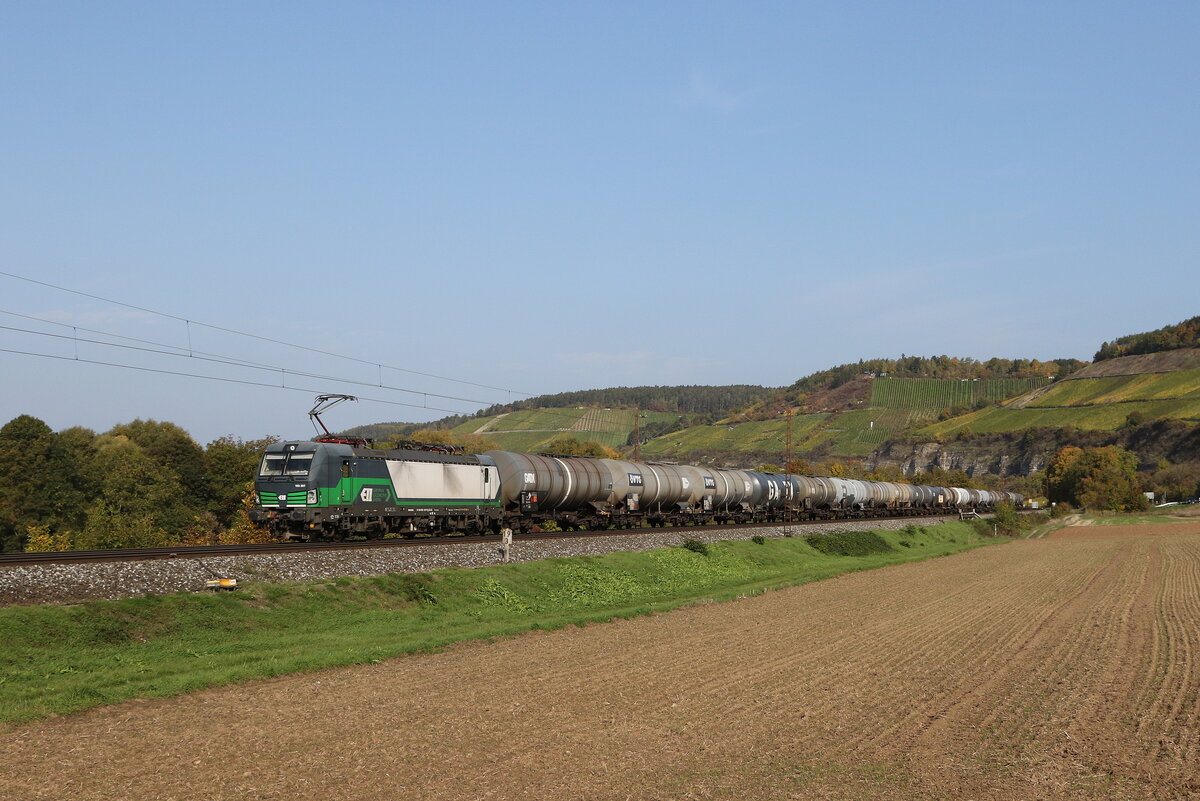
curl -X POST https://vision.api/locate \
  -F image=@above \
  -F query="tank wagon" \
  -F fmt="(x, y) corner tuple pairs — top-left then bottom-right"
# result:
(250, 440), (1022, 541)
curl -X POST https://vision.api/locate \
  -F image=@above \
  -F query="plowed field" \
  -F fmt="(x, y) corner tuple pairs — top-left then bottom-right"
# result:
(4, 526), (1200, 800)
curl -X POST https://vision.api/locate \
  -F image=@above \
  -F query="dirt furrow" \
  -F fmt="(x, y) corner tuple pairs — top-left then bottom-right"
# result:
(4, 530), (1200, 800)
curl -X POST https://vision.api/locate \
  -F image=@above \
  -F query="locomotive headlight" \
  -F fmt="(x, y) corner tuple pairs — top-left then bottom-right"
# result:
(307, 490), (317, 505)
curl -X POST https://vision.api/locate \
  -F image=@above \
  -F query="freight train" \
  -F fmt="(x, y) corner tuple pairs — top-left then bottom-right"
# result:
(249, 439), (1021, 540)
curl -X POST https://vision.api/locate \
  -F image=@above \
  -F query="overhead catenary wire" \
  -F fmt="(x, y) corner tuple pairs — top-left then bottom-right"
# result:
(0, 348), (466, 415)
(0, 321), (510, 408)
(0, 271), (661, 438)
(0, 319), (643, 433)
(0, 269), (534, 398)
(0, 316), (638, 435)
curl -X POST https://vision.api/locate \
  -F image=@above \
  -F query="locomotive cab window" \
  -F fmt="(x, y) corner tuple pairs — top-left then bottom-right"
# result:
(259, 454), (288, 476)
(259, 451), (315, 478)
(284, 452), (314, 476)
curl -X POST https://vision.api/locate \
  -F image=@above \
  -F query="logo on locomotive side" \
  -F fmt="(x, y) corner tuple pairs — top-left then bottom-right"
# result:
(359, 486), (391, 503)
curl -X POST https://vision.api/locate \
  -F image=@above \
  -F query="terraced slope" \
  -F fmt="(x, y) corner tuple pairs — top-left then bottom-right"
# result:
(920, 366), (1200, 438)
(870, 376), (1049, 410)
(642, 378), (1044, 459)
(452, 408), (680, 451)
(639, 414), (830, 457)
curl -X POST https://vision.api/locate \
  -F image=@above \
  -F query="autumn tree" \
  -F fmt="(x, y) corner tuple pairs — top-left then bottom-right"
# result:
(218, 485), (275, 545)
(1045, 445), (1148, 512)
(541, 435), (620, 459)
(205, 435), (276, 527)
(406, 429), (499, 454)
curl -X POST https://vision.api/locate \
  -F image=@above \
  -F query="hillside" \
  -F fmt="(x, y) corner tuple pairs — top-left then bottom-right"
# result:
(1094, 316), (1200, 361)
(641, 376), (1050, 462)
(918, 351), (1200, 439)
(341, 334), (1200, 488)
(446, 407), (683, 453)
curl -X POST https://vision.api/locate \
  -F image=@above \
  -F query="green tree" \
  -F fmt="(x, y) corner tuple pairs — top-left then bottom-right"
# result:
(0, 415), (89, 551)
(75, 439), (197, 548)
(205, 435), (276, 527)
(108, 420), (210, 509)
(992, 502), (1020, 536)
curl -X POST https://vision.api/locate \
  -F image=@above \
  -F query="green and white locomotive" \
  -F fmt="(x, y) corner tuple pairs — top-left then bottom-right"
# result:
(250, 440), (503, 539)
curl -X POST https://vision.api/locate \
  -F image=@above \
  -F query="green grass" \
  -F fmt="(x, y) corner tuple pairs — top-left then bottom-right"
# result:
(0, 522), (993, 726)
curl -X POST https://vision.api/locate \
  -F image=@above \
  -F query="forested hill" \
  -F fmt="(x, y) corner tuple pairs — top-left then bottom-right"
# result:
(1095, 316), (1200, 361)
(790, 356), (1086, 396)
(340, 385), (774, 442)
(349, 358), (1087, 437)
(478, 385), (773, 417)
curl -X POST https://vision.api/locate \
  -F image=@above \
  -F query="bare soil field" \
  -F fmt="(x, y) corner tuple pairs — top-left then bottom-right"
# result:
(4, 529), (1199, 800)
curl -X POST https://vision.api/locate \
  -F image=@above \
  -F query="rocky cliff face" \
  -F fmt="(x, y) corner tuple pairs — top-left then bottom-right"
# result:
(867, 440), (1048, 477)
(868, 418), (1200, 478)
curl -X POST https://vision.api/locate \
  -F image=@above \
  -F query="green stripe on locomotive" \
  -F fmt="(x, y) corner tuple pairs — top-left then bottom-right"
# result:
(254, 442), (502, 516)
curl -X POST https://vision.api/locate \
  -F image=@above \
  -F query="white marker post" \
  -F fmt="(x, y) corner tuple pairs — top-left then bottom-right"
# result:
(499, 527), (513, 563)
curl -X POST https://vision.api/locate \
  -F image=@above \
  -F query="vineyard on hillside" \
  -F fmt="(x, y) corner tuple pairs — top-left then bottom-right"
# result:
(869, 377), (1050, 410)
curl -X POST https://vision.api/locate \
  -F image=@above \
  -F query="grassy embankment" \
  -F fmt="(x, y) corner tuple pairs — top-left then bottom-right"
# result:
(1023, 507), (1200, 537)
(0, 522), (993, 726)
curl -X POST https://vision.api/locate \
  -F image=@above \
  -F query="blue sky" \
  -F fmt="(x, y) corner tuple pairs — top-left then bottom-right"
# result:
(1, 1), (1197, 443)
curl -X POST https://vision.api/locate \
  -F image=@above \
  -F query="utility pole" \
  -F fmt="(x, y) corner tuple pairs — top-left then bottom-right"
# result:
(784, 407), (793, 472)
(633, 412), (643, 461)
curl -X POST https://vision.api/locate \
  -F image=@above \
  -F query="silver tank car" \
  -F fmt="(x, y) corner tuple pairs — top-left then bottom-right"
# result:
(486, 451), (610, 512)
(485, 448), (1016, 524)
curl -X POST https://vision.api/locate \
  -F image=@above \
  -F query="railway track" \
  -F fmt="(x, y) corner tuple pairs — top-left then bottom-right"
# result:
(0, 514), (971, 567)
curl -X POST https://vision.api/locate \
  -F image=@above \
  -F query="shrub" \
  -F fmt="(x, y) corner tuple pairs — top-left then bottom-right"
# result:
(806, 530), (893, 557)
(1050, 501), (1074, 518)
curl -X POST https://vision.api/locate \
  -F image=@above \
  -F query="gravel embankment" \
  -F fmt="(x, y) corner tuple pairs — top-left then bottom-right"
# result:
(0, 517), (960, 606)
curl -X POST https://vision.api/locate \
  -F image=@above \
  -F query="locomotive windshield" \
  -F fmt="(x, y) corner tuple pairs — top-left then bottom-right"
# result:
(259, 451), (314, 478)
